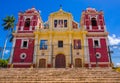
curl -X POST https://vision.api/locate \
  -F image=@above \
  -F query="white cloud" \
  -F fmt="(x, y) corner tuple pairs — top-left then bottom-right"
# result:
(38, 10), (41, 13)
(108, 34), (120, 45)
(116, 63), (120, 67)
(4, 50), (10, 54)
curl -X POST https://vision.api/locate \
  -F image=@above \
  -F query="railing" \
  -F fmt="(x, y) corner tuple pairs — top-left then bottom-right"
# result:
(0, 45), (120, 67)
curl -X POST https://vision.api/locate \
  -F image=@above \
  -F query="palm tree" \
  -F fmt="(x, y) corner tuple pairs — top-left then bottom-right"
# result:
(1, 16), (15, 59)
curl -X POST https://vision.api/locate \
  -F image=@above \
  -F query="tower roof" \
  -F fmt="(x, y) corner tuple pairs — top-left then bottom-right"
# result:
(19, 7), (40, 15)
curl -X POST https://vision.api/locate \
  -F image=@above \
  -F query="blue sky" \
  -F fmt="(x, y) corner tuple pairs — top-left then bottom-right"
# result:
(0, 0), (120, 66)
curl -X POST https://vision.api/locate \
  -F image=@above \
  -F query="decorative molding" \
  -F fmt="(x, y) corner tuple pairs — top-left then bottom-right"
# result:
(86, 32), (108, 37)
(13, 33), (34, 37)
(93, 38), (101, 48)
(20, 53), (27, 59)
(21, 39), (29, 49)
(96, 52), (101, 59)
(12, 63), (32, 65)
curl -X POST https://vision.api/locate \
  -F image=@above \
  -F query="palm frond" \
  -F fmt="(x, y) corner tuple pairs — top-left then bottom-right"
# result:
(2, 16), (15, 31)
(2, 15), (15, 42)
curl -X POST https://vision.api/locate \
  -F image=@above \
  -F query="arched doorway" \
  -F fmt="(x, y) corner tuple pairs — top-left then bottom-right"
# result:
(39, 59), (46, 68)
(55, 54), (66, 68)
(75, 58), (82, 67)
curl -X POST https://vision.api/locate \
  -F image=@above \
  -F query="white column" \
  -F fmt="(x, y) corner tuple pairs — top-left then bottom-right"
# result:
(21, 26), (23, 31)
(84, 34), (88, 63)
(48, 35), (52, 64)
(89, 25), (92, 30)
(69, 34), (73, 67)
(84, 25), (86, 30)
(29, 26), (32, 31)
(98, 25), (101, 30)
(85, 36), (91, 68)
(33, 35), (38, 65)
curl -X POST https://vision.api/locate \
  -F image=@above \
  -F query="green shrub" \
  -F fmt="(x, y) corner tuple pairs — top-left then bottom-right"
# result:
(0, 59), (8, 68)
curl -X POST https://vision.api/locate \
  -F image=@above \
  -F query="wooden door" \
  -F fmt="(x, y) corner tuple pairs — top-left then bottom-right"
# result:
(39, 59), (46, 68)
(55, 54), (66, 68)
(75, 58), (82, 67)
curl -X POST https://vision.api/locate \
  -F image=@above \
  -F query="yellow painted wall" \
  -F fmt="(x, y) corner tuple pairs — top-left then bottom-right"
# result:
(34, 8), (87, 68)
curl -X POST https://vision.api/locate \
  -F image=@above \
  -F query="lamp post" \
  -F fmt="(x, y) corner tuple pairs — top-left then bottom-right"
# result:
(95, 54), (99, 67)
(70, 43), (73, 68)
(108, 45), (113, 67)
(0, 47), (2, 59)
(51, 44), (53, 67)
(94, 46), (99, 67)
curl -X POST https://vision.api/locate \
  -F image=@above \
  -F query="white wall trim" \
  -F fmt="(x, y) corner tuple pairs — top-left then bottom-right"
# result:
(86, 37), (90, 67)
(12, 63), (32, 65)
(96, 52), (101, 59)
(29, 26), (32, 31)
(84, 25), (86, 30)
(90, 15), (97, 20)
(16, 38), (34, 39)
(33, 35), (38, 64)
(98, 25), (101, 30)
(20, 53), (27, 59)
(21, 39), (29, 49)
(21, 26), (24, 31)
(89, 25), (92, 30)
(93, 38), (101, 48)
(24, 16), (33, 21)
(90, 62), (110, 64)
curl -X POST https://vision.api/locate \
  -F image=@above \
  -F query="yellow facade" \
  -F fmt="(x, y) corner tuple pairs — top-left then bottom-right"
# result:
(34, 8), (87, 68)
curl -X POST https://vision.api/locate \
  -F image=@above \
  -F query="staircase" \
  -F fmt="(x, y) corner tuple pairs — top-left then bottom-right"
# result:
(0, 68), (120, 83)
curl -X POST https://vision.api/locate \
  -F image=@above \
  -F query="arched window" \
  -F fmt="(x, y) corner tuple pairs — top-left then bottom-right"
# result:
(91, 18), (97, 26)
(24, 18), (30, 27)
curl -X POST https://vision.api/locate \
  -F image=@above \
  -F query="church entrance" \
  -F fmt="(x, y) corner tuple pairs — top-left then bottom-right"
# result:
(55, 54), (66, 68)
(39, 59), (46, 68)
(75, 58), (82, 67)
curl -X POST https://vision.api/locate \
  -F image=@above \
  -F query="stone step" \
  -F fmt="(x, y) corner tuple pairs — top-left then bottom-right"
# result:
(0, 77), (120, 81)
(0, 68), (120, 82)
(0, 75), (120, 79)
(1, 80), (120, 83)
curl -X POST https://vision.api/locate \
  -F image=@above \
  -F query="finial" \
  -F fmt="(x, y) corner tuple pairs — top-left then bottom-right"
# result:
(60, 4), (62, 9)
(31, 6), (36, 10)
(59, 4), (62, 11)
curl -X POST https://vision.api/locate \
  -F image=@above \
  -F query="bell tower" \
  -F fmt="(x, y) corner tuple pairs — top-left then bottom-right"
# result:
(81, 7), (106, 32)
(8, 8), (43, 68)
(81, 7), (110, 67)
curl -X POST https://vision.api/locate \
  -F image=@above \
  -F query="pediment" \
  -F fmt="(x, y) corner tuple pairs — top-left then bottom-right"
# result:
(50, 8), (72, 17)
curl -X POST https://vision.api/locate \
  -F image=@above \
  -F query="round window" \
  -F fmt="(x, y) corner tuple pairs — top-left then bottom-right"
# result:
(96, 53), (101, 59)
(20, 53), (27, 59)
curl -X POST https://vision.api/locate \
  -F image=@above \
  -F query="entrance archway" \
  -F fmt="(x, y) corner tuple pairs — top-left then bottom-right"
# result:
(55, 54), (66, 68)
(75, 58), (82, 67)
(39, 59), (46, 68)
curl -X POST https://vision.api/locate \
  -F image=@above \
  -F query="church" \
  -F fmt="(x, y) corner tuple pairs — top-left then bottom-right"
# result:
(8, 7), (110, 68)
